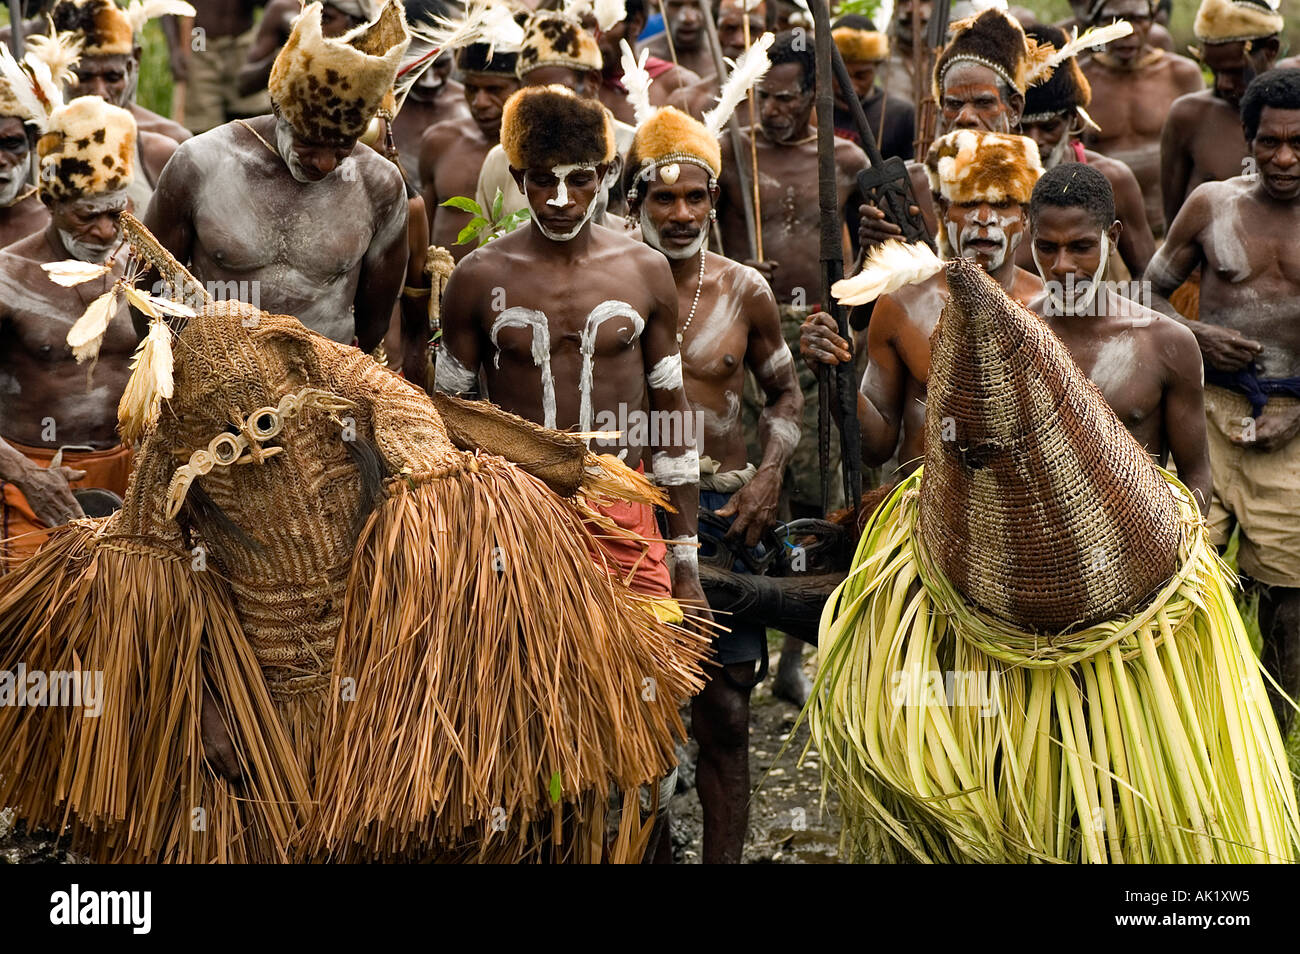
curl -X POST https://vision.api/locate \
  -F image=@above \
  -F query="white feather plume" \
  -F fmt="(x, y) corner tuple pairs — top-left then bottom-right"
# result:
(619, 39), (655, 127)
(123, 0), (196, 35)
(397, 2), (524, 112)
(1028, 20), (1133, 84)
(831, 239), (944, 306)
(67, 289), (119, 366)
(593, 0), (626, 32)
(24, 30), (83, 92)
(0, 46), (51, 130)
(117, 316), (175, 443)
(702, 31), (774, 141)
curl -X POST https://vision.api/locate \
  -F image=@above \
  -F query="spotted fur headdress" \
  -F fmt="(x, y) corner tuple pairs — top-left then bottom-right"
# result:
(37, 94), (135, 201)
(49, 0), (195, 58)
(1194, 0), (1284, 43)
(515, 10), (603, 78)
(269, 0), (411, 143)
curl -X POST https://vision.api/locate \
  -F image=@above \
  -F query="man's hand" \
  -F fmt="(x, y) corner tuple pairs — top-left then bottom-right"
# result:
(1236, 404), (1300, 452)
(201, 685), (242, 782)
(743, 259), (778, 287)
(858, 201), (918, 250)
(15, 461), (86, 527)
(799, 311), (853, 370)
(1192, 322), (1263, 372)
(169, 46), (189, 84)
(715, 465), (781, 548)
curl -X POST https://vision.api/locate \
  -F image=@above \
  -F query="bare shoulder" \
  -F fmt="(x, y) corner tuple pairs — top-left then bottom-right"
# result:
(420, 117), (472, 154)
(1084, 151), (1139, 189)
(0, 231), (49, 261)
(1165, 52), (1204, 84)
(878, 271), (944, 332)
(601, 224), (673, 272)
(711, 254), (776, 308)
(353, 146), (404, 202)
(140, 129), (179, 169)
(1165, 89), (1213, 126)
(833, 135), (868, 171)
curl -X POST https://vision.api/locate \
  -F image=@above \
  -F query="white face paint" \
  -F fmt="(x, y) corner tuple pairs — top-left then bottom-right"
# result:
(0, 153), (30, 206)
(59, 229), (117, 263)
(639, 206), (709, 260)
(529, 164), (617, 241)
(953, 210), (1022, 271)
(1043, 130), (1072, 170)
(275, 117), (325, 184)
(1033, 232), (1110, 316)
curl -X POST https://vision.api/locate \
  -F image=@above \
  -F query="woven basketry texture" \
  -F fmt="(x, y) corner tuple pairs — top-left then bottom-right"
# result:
(918, 259), (1181, 632)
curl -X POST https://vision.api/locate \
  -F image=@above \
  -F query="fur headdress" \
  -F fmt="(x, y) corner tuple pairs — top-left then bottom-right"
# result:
(623, 33), (771, 190)
(515, 10), (603, 77)
(926, 129), (1042, 205)
(1023, 24), (1092, 127)
(933, 8), (1050, 97)
(269, 0), (411, 143)
(499, 83), (615, 169)
(37, 95), (135, 201)
(832, 19), (889, 64)
(1194, 0), (1284, 43)
(49, 0), (195, 58)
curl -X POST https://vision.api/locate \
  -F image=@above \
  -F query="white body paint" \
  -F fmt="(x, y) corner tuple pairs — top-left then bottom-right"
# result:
(433, 345), (478, 395)
(665, 534), (699, 572)
(765, 416), (802, 456)
(579, 301), (644, 434)
(652, 449), (700, 486)
(648, 352), (684, 391)
(757, 344), (794, 381)
(491, 307), (557, 429)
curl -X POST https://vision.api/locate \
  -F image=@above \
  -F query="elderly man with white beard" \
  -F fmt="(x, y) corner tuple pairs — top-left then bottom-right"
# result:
(0, 92), (47, 248)
(0, 96), (141, 568)
(800, 131), (1045, 473)
(142, 1), (409, 351)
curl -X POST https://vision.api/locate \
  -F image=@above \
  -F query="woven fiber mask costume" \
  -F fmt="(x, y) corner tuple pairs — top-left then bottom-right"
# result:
(0, 216), (708, 863)
(809, 254), (1300, 864)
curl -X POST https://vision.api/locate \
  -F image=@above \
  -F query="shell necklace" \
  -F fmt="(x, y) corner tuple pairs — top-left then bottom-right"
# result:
(677, 250), (706, 344)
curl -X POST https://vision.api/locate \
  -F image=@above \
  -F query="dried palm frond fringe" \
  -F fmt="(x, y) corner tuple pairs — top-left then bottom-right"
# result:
(0, 519), (310, 863)
(803, 468), (1300, 864)
(309, 454), (708, 861)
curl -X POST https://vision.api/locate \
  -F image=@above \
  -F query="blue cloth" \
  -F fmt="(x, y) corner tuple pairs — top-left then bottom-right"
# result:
(639, 13), (665, 40)
(1205, 363), (1300, 419)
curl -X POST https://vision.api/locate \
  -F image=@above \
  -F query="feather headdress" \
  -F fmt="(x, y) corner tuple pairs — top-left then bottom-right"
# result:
(397, 2), (524, 108)
(0, 35), (78, 131)
(702, 30), (774, 140)
(123, 0), (196, 34)
(1023, 20), (1132, 86)
(565, 0), (626, 32)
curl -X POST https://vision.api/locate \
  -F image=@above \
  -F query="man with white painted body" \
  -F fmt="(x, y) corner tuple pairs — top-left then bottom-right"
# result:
(623, 94), (803, 863)
(1079, 0), (1204, 236)
(438, 84), (709, 630)
(855, 9), (1031, 254)
(801, 131), (1045, 473)
(143, 1), (410, 351)
(1024, 163), (1211, 511)
(474, 10), (633, 225)
(1017, 23), (1154, 280)
(0, 97), (140, 568)
(0, 66), (49, 248)
(1145, 69), (1300, 731)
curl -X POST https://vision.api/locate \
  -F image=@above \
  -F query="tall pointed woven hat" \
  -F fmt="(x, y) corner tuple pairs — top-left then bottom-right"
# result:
(918, 258), (1182, 632)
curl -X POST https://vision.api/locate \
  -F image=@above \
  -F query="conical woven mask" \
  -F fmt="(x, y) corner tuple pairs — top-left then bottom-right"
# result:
(918, 259), (1182, 632)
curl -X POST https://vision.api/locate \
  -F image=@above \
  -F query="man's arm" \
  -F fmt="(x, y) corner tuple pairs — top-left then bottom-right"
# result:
(354, 164), (409, 352)
(1159, 320), (1212, 515)
(401, 193), (431, 390)
(418, 125), (443, 235)
(433, 261), (484, 398)
(641, 253), (708, 620)
(715, 275), (803, 545)
(1146, 186), (1263, 370)
(1102, 157), (1155, 277)
(0, 437), (84, 526)
(1159, 101), (1195, 231)
(237, 0), (292, 97)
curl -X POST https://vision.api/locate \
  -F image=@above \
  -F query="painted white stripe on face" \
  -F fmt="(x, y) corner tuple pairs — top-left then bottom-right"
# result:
(580, 301), (645, 436)
(547, 163), (596, 207)
(433, 346), (478, 394)
(648, 352), (684, 391)
(652, 449), (700, 486)
(491, 307), (557, 429)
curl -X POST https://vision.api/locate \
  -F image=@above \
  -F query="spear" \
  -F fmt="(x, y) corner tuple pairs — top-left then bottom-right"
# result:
(739, 0), (763, 263)
(699, 0), (759, 260)
(808, 0), (862, 512)
(8, 0), (25, 56)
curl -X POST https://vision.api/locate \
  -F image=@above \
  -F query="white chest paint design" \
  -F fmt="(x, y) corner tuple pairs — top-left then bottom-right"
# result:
(491, 307), (557, 429)
(579, 301), (644, 436)
(489, 301), (645, 436)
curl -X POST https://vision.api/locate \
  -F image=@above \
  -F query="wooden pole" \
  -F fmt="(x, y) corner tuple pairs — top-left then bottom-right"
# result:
(741, 3), (763, 262)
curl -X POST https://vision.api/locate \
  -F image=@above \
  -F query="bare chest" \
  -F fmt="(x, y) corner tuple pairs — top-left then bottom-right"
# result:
(6, 281), (136, 362)
(1086, 68), (1181, 141)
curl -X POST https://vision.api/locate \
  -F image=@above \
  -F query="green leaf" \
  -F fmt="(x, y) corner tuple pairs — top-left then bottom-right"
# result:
(549, 770), (562, 803)
(456, 217), (490, 245)
(441, 195), (482, 214)
(491, 187), (505, 221)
